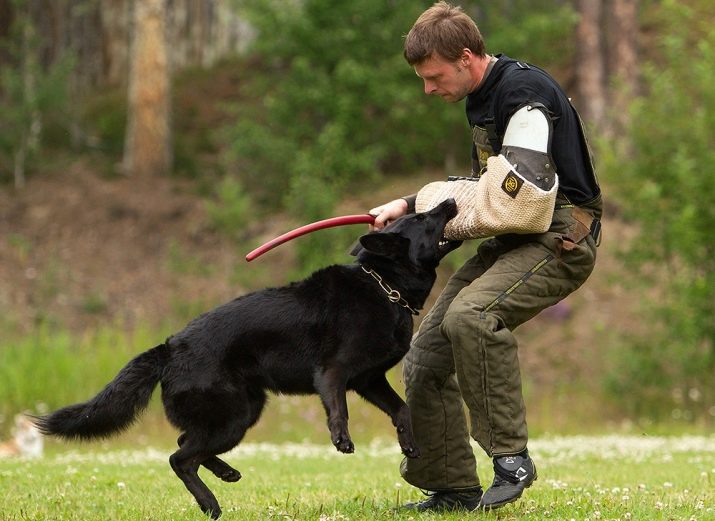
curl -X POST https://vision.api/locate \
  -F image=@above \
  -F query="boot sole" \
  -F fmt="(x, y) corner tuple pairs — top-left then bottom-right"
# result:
(478, 472), (537, 511)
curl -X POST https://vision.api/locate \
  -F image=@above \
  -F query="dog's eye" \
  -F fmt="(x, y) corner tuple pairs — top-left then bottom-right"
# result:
(415, 214), (426, 221)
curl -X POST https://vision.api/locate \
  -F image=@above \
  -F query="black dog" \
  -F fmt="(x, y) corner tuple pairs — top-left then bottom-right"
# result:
(36, 199), (460, 519)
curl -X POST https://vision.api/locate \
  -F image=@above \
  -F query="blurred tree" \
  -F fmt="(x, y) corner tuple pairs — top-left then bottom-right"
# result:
(0, 0), (71, 188)
(228, 0), (578, 273)
(123, 0), (172, 177)
(603, 0), (714, 420)
(0, 0), (252, 90)
(575, 0), (606, 129)
(228, 0), (461, 272)
(573, 0), (640, 135)
(475, 0), (578, 70)
(607, 0), (639, 137)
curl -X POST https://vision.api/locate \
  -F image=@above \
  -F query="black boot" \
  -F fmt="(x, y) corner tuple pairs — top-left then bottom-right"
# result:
(479, 450), (537, 510)
(403, 487), (483, 512)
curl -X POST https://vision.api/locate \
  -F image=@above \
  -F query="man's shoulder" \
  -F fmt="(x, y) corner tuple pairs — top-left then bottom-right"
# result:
(493, 57), (560, 101)
(495, 57), (552, 85)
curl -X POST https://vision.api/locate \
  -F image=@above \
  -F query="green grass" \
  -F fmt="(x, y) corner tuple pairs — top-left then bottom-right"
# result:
(1, 436), (713, 520)
(0, 325), (171, 426)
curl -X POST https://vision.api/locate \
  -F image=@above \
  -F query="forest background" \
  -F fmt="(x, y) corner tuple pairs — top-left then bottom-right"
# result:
(0, 0), (713, 444)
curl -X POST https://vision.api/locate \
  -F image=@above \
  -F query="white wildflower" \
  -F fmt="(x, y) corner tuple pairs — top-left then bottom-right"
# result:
(319, 514), (348, 521)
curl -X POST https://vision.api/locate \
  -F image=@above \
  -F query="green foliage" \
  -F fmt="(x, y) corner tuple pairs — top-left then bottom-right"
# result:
(473, 0), (578, 67)
(0, 1), (73, 187)
(80, 293), (109, 315)
(0, 325), (166, 428)
(204, 175), (254, 239)
(81, 90), (127, 157)
(227, 0), (463, 272)
(226, 0), (580, 273)
(165, 240), (215, 277)
(602, 0), (715, 418)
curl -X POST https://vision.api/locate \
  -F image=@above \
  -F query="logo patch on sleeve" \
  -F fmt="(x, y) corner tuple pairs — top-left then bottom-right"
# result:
(501, 173), (523, 198)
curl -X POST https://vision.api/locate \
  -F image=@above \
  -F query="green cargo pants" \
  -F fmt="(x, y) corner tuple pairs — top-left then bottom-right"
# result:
(400, 196), (602, 491)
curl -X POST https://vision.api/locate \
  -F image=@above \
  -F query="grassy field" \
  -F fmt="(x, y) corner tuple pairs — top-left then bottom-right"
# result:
(1, 435), (713, 520)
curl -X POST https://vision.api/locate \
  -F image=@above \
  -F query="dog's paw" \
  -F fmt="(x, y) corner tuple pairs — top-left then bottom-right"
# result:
(219, 469), (242, 483)
(334, 436), (355, 454)
(402, 445), (421, 459)
(200, 502), (222, 520)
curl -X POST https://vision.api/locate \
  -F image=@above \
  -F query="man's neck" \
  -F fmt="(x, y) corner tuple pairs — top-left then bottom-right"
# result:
(470, 54), (496, 93)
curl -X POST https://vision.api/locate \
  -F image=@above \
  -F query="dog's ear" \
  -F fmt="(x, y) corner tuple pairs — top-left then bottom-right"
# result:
(347, 240), (364, 257)
(358, 232), (409, 257)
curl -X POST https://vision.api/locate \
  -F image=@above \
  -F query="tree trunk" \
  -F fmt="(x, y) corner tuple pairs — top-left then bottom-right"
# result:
(608, 0), (639, 136)
(574, 0), (607, 131)
(123, 0), (171, 177)
(100, 0), (131, 87)
(15, 1), (42, 189)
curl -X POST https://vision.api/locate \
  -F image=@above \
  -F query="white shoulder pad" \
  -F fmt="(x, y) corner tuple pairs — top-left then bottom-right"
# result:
(502, 105), (550, 153)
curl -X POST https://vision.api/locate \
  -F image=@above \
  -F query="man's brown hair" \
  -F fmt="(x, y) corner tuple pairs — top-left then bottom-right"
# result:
(404, 1), (485, 65)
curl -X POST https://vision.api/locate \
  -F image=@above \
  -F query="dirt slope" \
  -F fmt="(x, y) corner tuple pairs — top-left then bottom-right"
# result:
(0, 157), (642, 434)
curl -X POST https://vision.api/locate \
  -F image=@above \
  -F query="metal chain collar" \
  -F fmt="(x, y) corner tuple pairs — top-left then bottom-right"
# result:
(361, 265), (419, 315)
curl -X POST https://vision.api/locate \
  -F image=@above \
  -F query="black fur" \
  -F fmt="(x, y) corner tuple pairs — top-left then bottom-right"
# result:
(35, 199), (459, 519)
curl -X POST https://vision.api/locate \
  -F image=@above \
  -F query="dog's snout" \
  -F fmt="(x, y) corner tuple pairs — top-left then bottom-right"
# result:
(431, 198), (458, 219)
(444, 198), (458, 218)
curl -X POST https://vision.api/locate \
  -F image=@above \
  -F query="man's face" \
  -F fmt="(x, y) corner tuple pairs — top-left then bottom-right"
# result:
(414, 52), (473, 102)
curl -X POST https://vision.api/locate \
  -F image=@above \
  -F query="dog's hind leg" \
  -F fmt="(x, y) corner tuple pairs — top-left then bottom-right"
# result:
(353, 374), (420, 458)
(169, 388), (267, 517)
(170, 439), (224, 519)
(177, 433), (241, 483)
(170, 427), (249, 519)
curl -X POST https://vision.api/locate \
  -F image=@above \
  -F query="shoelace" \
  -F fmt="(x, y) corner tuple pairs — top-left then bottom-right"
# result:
(492, 471), (520, 486)
(493, 457), (528, 485)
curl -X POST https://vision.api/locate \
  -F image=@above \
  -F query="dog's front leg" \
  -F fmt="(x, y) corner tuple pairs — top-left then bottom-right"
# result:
(353, 375), (420, 458)
(314, 367), (354, 454)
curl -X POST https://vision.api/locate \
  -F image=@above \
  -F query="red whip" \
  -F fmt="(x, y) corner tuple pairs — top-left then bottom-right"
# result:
(246, 214), (376, 261)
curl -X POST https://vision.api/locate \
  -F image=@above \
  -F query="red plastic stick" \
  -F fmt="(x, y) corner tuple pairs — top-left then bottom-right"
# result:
(246, 214), (376, 262)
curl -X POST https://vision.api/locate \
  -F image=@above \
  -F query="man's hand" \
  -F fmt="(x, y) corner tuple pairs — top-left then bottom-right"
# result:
(369, 198), (409, 230)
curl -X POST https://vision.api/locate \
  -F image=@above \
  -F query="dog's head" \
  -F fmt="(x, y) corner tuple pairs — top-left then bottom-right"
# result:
(356, 198), (461, 269)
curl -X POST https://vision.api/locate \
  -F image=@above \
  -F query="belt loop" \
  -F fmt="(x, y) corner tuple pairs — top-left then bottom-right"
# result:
(590, 218), (602, 246)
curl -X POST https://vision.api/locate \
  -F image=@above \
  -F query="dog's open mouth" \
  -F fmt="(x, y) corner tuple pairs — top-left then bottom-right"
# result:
(438, 237), (462, 255)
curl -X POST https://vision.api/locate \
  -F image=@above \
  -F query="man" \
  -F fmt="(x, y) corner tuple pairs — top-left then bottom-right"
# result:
(369, 1), (602, 512)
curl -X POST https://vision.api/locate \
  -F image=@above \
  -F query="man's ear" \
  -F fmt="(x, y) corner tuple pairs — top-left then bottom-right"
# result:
(358, 232), (410, 257)
(460, 48), (472, 67)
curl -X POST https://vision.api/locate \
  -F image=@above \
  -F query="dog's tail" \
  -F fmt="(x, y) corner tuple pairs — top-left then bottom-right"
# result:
(34, 344), (170, 441)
